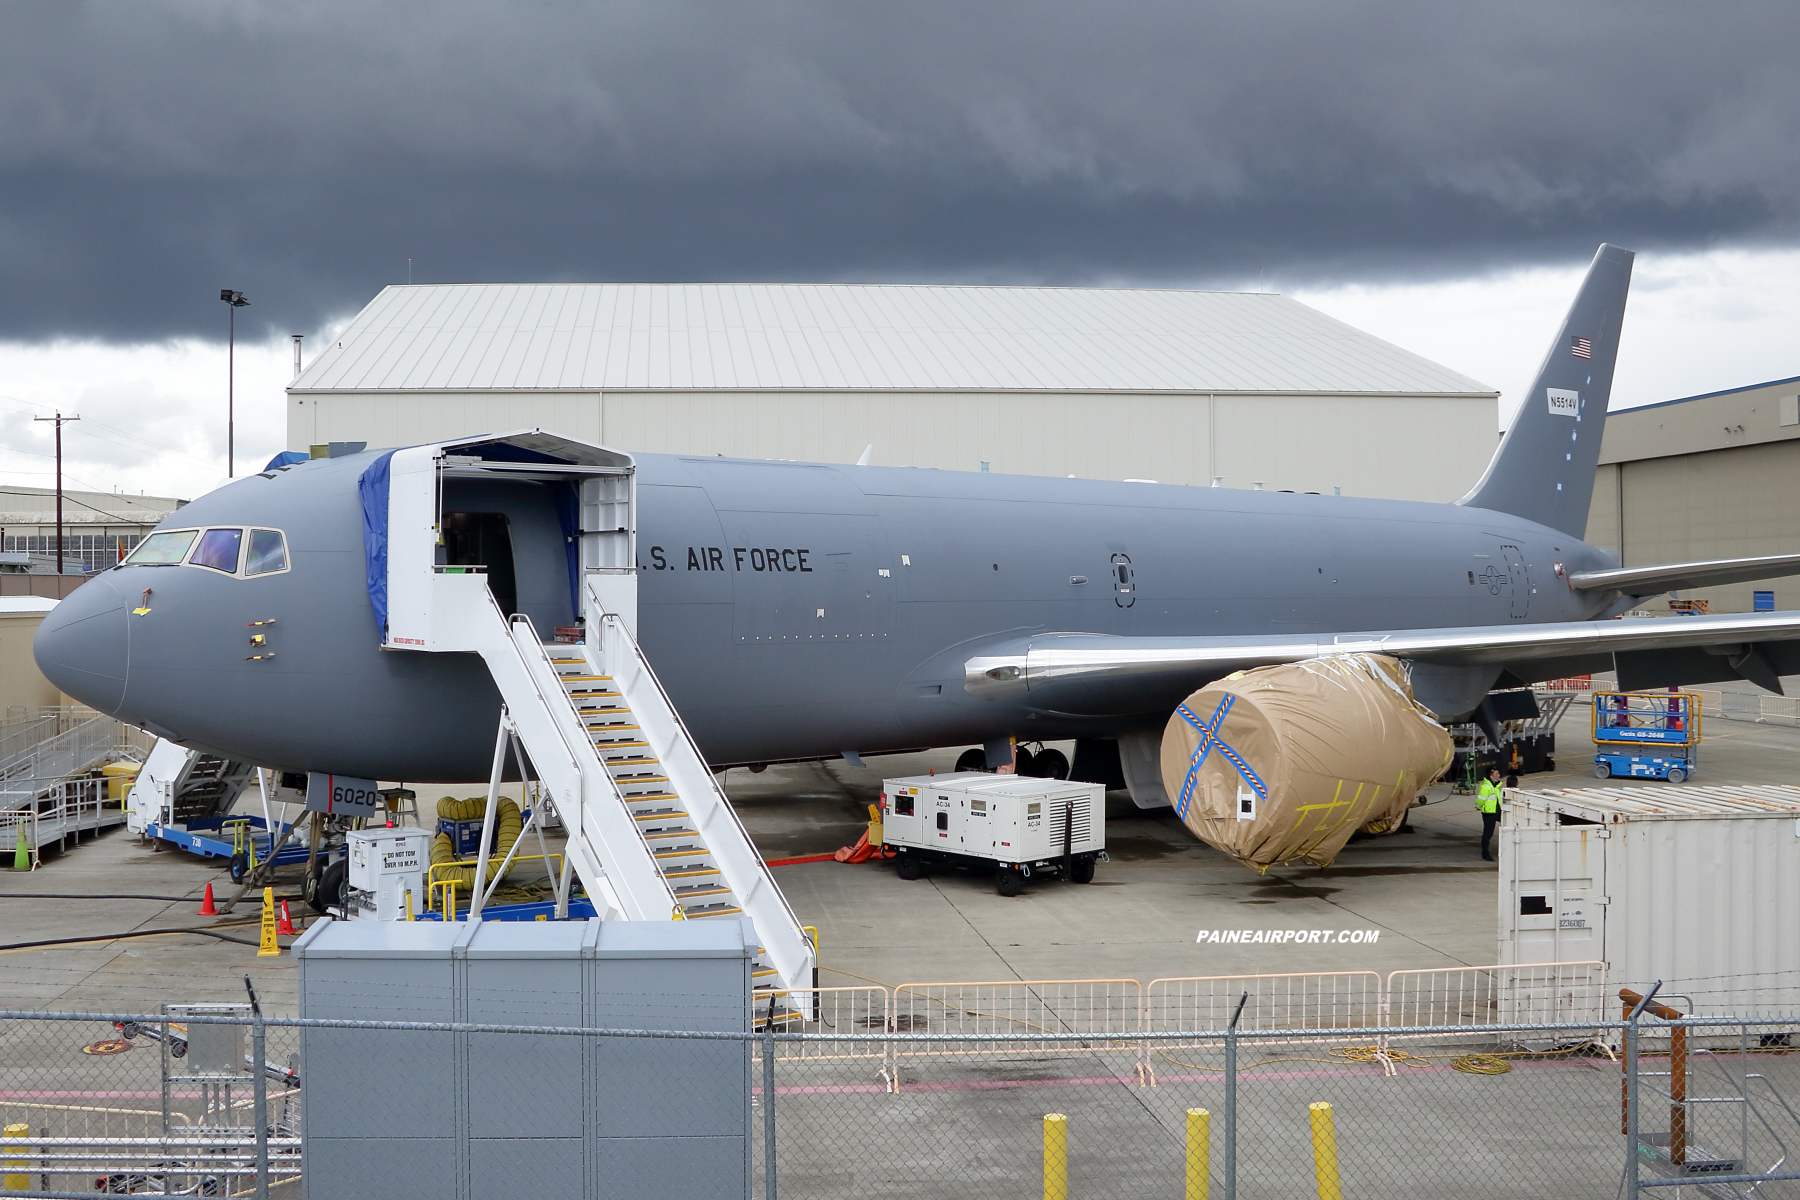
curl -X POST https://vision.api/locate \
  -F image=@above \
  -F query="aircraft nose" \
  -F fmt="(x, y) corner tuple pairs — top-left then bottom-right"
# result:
(32, 576), (130, 714)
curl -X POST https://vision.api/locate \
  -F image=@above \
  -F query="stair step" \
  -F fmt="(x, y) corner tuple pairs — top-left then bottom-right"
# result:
(662, 866), (722, 879)
(753, 967), (779, 978)
(753, 1010), (806, 1026)
(643, 829), (701, 842)
(631, 808), (687, 821)
(558, 674), (615, 682)
(622, 791), (678, 802)
(593, 739), (651, 749)
(672, 883), (733, 898)
(654, 847), (711, 860)
(683, 903), (743, 917)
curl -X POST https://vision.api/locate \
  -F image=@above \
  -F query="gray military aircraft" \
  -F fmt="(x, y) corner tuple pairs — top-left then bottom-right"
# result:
(33, 244), (1800, 808)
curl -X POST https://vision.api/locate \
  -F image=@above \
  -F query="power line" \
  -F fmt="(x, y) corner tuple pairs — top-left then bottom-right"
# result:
(0, 487), (173, 525)
(0, 392), (222, 470)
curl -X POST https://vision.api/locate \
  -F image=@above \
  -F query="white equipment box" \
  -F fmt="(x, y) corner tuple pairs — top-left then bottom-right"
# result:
(882, 772), (1105, 895)
(345, 827), (432, 921)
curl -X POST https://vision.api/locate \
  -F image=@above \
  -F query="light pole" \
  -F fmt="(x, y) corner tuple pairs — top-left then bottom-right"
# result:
(220, 290), (250, 477)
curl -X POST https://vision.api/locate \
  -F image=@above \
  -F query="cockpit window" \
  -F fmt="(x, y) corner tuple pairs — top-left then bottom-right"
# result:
(126, 530), (198, 565)
(190, 528), (243, 573)
(244, 529), (288, 575)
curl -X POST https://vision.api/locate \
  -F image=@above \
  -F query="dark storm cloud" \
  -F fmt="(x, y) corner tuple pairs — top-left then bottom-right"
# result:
(2, 0), (1797, 341)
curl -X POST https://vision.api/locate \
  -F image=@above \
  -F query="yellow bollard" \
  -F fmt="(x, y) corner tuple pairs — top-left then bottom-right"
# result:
(4, 1122), (29, 1192)
(257, 886), (280, 957)
(1309, 1101), (1342, 1200)
(1185, 1108), (1210, 1200)
(1043, 1112), (1068, 1200)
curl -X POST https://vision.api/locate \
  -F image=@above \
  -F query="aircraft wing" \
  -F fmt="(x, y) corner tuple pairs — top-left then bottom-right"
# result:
(965, 609), (1800, 716)
(1569, 552), (1800, 596)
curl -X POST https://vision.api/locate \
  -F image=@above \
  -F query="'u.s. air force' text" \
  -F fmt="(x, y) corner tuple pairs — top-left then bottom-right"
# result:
(644, 546), (812, 573)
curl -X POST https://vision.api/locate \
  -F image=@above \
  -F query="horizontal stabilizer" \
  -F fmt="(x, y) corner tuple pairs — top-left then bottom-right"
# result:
(1569, 552), (1800, 597)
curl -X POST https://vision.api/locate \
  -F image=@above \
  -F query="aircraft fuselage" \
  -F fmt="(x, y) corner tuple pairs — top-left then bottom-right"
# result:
(35, 450), (1618, 781)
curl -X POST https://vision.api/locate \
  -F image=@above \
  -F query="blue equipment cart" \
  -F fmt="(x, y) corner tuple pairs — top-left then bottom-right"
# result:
(1592, 690), (1700, 782)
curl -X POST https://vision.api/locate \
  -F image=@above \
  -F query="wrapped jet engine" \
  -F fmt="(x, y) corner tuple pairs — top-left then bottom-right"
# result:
(1158, 653), (1453, 871)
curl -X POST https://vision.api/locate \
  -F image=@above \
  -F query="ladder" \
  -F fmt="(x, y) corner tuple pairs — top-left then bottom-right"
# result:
(435, 567), (816, 1006)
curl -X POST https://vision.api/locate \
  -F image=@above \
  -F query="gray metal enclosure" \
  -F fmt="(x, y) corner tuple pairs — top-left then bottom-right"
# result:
(293, 917), (753, 1200)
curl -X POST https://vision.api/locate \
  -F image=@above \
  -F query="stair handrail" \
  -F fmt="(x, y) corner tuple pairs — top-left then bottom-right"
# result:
(594, 600), (814, 989)
(500, 607), (680, 919)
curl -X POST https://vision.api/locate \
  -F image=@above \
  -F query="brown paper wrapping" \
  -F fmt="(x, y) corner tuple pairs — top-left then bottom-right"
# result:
(1158, 653), (1452, 871)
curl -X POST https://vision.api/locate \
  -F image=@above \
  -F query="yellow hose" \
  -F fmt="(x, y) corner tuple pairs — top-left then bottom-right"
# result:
(436, 796), (491, 822)
(430, 796), (523, 888)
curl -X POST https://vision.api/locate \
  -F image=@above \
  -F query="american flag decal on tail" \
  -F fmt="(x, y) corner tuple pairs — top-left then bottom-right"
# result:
(1570, 335), (1593, 359)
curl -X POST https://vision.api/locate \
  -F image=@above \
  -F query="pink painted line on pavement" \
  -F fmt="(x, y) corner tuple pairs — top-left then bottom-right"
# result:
(0, 1090), (212, 1100)
(753, 1055), (1603, 1096)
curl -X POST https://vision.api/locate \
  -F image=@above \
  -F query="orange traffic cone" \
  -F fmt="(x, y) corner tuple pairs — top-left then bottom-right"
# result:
(198, 883), (218, 916)
(276, 900), (297, 936)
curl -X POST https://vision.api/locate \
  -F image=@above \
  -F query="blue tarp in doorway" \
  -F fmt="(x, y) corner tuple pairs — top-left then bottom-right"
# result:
(358, 450), (398, 638)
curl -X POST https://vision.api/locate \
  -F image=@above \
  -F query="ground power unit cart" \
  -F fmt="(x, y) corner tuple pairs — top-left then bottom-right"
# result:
(881, 772), (1105, 895)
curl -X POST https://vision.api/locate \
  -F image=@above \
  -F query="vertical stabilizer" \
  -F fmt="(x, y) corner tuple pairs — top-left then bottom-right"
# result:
(1458, 244), (1634, 536)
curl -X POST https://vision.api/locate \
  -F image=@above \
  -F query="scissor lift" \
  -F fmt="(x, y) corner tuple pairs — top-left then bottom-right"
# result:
(1593, 690), (1700, 783)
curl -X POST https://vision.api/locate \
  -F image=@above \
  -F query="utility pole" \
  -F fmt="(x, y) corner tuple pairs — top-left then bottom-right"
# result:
(33, 412), (79, 576)
(221, 290), (250, 477)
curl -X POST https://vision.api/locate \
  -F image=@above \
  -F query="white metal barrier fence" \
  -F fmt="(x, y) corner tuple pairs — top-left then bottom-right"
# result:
(761, 963), (1606, 1090)
(1383, 961), (1609, 1031)
(1762, 696), (1800, 725)
(1144, 971), (1384, 1037)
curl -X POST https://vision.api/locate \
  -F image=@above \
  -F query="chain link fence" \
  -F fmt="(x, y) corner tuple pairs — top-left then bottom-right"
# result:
(4, 1004), (1800, 1198)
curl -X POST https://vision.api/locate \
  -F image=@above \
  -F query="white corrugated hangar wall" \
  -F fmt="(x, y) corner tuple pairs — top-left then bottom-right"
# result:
(289, 283), (1498, 502)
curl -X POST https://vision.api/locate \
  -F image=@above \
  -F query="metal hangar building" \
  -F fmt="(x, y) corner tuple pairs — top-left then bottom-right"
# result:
(287, 282), (1498, 502)
(1586, 374), (1800, 615)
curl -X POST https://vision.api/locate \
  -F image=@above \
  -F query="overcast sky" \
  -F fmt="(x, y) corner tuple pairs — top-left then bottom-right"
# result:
(1, 0), (1796, 498)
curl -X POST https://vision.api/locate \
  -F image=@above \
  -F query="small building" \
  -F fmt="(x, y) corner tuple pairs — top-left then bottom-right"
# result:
(1586, 375), (1800, 613)
(0, 596), (73, 719)
(288, 283), (1498, 503)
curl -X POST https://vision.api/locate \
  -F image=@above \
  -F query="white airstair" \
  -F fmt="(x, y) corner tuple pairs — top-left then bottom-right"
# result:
(380, 433), (816, 1008)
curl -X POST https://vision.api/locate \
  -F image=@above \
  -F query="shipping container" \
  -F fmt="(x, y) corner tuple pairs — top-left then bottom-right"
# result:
(1499, 784), (1800, 1017)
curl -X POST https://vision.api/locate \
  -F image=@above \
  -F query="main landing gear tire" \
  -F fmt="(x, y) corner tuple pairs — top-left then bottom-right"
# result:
(1666, 768), (1686, 784)
(319, 860), (348, 913)
(1594, 762), (1612, 779)
(1022, 748), (1070, 780)
(1069, 857), (1095, 884)
(896, 855), (922, 881)
(309, 859), (348, 915)
(996, 870), (1023, 897)
(954, 749), (988, 773)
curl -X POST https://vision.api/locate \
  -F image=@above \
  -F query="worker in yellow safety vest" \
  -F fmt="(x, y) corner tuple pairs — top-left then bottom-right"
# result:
(1477, 767), (1503, 861)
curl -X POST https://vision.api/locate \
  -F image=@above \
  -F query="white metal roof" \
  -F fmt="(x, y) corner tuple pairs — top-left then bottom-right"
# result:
(0, 596), (58, 614)
(1512, 784), (1800, 822)
(293, 283), (1496, 396)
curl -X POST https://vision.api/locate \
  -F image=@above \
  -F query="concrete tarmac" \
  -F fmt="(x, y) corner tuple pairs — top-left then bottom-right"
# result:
(6, 692), (1795, 1014)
